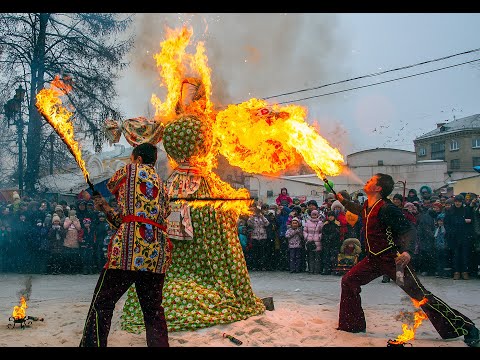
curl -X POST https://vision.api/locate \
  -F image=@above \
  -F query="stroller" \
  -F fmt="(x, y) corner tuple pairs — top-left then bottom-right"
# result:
(333, 238), (362, 275)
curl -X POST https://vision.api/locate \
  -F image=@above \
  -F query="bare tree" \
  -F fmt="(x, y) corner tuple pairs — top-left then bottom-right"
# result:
(0, 13), (134, 195)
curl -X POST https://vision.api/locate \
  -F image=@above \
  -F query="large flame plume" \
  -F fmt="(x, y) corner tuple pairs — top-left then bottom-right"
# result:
(35, 76), (90, 185)
(151, 25), (344, 211)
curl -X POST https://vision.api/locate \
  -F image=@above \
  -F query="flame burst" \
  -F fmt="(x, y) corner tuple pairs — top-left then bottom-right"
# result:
(12, 296), (27, 320)
(215, 99), (344, 178)
(151, 25), (344, 211)
(391, 297), (429, 345)
(35, 76), (90, 184)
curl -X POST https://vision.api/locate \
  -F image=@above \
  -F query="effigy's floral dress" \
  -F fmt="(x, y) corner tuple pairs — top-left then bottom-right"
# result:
(120, 112), (265, 333)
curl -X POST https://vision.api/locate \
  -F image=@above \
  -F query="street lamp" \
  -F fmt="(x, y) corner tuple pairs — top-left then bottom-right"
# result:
(3, 85), (26, 196)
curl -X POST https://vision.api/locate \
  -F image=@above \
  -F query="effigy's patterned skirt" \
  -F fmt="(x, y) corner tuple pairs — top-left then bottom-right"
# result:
(121, 205), (265, 333)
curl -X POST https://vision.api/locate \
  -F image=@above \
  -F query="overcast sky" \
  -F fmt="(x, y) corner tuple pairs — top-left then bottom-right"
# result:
(115, 13), (480, 156)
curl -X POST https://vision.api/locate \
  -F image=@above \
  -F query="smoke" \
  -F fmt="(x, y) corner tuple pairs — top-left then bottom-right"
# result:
(118, 13), (348, 120)
(16, 275), (33, 301)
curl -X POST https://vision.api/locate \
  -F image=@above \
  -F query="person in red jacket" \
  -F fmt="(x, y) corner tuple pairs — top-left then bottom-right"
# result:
(275, 187), (293, 207)
(335, 173), (479, 347)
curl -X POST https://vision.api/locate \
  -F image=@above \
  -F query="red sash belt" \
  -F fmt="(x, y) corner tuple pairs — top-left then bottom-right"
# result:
(122, 215), (167, 232)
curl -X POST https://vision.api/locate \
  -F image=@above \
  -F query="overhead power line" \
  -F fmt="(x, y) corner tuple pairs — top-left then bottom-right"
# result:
(262, 47), (480, 101)
(277, 58), (480, 105)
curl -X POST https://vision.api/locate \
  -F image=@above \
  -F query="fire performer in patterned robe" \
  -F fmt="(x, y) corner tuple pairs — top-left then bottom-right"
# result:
(79, 142), (173, 347)
(335, 173), (479, 347)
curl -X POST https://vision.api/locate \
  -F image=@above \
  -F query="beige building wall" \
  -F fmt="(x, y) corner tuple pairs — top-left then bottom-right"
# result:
(452, 175), (480, 195)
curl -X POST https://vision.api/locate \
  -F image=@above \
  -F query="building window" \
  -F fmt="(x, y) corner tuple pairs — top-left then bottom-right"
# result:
(472, 138), (480, 148)
(378, 160), (384, 166)
(418, 147), (426, 156)
(450, 139), (459, 151)
(473, 157), (480, 167)
(450, 159), (460, 170)
(431, 141), (445, 160)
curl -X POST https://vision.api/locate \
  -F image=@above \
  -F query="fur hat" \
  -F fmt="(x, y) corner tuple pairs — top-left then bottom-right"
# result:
(403, 202), (417, 213)
(331, 200), (344, 211)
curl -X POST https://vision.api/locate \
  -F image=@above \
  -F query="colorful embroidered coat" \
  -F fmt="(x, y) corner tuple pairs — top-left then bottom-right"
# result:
(104, 163), (172, 273)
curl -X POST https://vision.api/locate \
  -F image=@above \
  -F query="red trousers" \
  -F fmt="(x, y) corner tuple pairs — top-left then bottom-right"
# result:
(338, 253), (476, 339)
(80, 268), (168, 347)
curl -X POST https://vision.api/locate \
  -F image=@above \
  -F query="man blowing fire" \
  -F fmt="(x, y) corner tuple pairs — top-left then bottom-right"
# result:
(335, 173), (479, 347)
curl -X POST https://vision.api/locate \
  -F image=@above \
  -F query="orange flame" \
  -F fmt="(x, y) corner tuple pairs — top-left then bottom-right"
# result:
(35, 75), (90, 183)
(12, 296), (27, 320)
(392, 297), (429, 345)
(150, 25), (344, 215)
(215, 99), (344, 178)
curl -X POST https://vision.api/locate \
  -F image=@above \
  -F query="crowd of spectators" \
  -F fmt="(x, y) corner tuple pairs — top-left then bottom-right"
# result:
(0, 191), (116, 275)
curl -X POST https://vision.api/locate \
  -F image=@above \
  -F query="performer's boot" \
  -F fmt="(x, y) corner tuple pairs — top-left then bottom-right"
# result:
(464, 326), (479, 347)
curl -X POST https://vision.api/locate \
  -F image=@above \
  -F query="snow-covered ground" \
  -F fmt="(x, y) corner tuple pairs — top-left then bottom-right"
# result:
(0, 271), (478, 348)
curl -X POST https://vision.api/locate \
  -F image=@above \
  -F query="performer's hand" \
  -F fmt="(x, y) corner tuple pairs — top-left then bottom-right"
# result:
(395, 251), (411, 267)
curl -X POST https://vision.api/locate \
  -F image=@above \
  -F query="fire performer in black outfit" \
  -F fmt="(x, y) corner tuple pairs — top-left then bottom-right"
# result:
(335, 173), (479, 347)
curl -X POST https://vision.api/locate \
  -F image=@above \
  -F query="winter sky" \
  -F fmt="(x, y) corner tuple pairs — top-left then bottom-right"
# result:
(114, 13), (480, 156)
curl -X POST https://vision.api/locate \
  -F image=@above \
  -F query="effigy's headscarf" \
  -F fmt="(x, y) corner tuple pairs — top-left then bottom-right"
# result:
(104, 116), (164, 147)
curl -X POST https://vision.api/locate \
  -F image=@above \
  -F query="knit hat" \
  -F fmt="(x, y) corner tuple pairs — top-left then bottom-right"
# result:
(55, 205), (63, 212)
(454, 194), (464, 202)
(83, 218), (92, 225)
(432, 201), (443, 210)
(68, 209), (76, 217)
(291, 217), (300, 224)
(310, 209), (319, 216)
(393, 193), (404, 202)
(307, 199), (318, 207)
(52, 214), (61, 223)
(445, 198), (455, 205)
(98, 212), (106, 218)
(437, 213), (445, 220)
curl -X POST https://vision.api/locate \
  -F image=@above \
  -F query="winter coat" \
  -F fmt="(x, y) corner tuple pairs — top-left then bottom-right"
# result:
(444, 205), (474, 248)
(321, 220), (341, 248)
(276, 206), (292, 237)
(247, 214), (270, 240)
(303, 217), (323, 251)
(63, 216), (82, 249)
(285, 225), (304, 248)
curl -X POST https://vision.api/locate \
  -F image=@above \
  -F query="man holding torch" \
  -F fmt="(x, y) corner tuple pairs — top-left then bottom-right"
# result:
(79, 142), (173, 347)
(334, 173), (479, 347)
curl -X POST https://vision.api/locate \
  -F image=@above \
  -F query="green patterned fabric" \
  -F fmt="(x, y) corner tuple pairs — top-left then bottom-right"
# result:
(121, 205), (265, 333)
